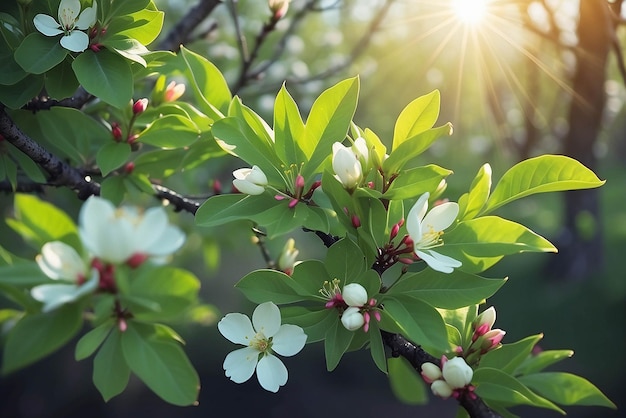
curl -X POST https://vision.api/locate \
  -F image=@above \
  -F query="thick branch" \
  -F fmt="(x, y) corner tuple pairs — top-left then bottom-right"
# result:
(23, 87), (92, 112)
(0, 106), (100, 199)
(157, 0), (222, 52)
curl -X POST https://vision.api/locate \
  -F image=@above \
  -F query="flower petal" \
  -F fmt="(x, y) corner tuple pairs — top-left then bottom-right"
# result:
(223, 347), (258, 383)
(58, 0), (81, 27)
(36, 241), (85, 281)
(144, 225), (186, 256)
(256, 354), (288, 392)
(75, 0), (97, 30)
(33, 14), (63, 36)
(79, 197), (114, 250)
(133, 207), (169, 249)
(416, 249), (461, 273)
(271, 324), (307, 357)
(218, 312), (255, 345)
(252, 302), (281, 338)
(31, 283), (82, 312)
(422, 202), (459, 233)
(233, 178), (265, 195)
(60, 30), (89, 52)
(406, 192), (429, 239)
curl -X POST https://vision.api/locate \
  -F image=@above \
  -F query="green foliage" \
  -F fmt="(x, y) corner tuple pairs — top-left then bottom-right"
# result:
(388, 357), (429, 404)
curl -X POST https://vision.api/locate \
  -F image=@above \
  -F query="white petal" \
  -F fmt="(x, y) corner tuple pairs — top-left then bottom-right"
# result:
(416, 250), (461, 273)
(58, 0), (81, 27)
(134, 207), (168, 249)
(79, 197), (114, 245)
(271, 324), (307, 357)
(96, 217), (135, 263)
(33, 14), (63, 36)
(36, 241), (85, 280)
(144, 225), (185, 256)
(406, 192), (429, 239)
(422, 202), (459, 233)
(75, 0), (97, 30)
(223, 347), (258, 383)
(252, 302), (281, 338)
(31, 283), (82, 312)
(218, 313), (255, 345)
(60, 30), (89, 52)
(233, 178), (265, 195)
(256, 355), (287, 392)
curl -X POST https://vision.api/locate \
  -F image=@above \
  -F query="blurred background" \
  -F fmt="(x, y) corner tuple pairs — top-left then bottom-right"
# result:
(1, 0), (624, 416)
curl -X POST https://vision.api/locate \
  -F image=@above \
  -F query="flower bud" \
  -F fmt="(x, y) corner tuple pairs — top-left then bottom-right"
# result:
(164, 81), (186, 102)
(342, 283), (368, 307)
(341, 306), (364, 331)
(442, 357), (473, 389)
(133, 98), (148, 114)
(474, 306), (496, 333)
(332, 142), (362, 190)
(352, 137), (369, 171)
(278, 238), (298, 275)
(268, 0), (289, 19)
(421, 362), (442, 383)
(232, 165), (268, 195)
(111, 123), (123, 142)
(430, 380), (453, 398)
(480, 329), (506, 352)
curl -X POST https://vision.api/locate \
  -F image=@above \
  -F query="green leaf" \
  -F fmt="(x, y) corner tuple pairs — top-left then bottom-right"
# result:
(473, 367), (564, 413)
(6, 194), (79, 249)
(392, 90), (440, 150)
(122, 322), (199, 406)
(179, 46), (231, 118)
(273, 83), (306, 165)
(301, 77), (360, 179)
(368, 321), (387, 373)
(388, 357), (428, 405)
(281, 306), (337, 343)
(75, 322), (114, 361)
(107, 0), (151, 17)
(97, 142), (131, 176)
(235, 269), (305, 304)
(383, 123), (453, 174)
(482, 155), (605, 215)
(515, 349), (574, 375)
(290, 259), (332, 298)
(386, 269), (507, 309)
(93, 329), (131, 401)
(100, 176), (126, 205)
(0, 13), (27, 85)
(519, 372), (616, 409)
(0, 74), (44, 109)
(138, 114), (200, 148)
(379, 296), (449, 355)
(383, 164), (452, 200)
(459, 163), (492, 220)
(480, 334), (543, 374)
(72, 50), (133, 109)
(111, 8), (164, 45)
(14, 33), (67, 74)
(324, 319), (355, 371)
(195, 193), (277, 227)
(2, 304), (82, 374)
(439, 216), (556, 274)
(44, 58), (79, 100)
(102, 35), (149, 66)
(325, 237), (366, 284)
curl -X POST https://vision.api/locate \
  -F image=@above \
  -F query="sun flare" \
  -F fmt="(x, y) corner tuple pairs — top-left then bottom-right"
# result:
(451, 0), (489, 25)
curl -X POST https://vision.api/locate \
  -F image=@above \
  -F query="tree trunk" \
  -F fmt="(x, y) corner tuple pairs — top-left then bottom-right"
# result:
(547, 0), (610, 280)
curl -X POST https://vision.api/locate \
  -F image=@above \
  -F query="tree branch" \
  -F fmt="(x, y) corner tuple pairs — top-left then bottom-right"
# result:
(156, 0), (222, 52)
(0, 106), (100, 199)
(22, 87), (93, 112)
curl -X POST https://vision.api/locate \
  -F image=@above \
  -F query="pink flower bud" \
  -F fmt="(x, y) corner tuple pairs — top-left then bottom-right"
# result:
(351, 214), (361, 228)
(288, 198), (299, 208)
(295, 174), (305, 189)
(430, 380), (453, 399)
(124, 162), (135, 174)
(111, 123), (122, 141)
(126, 252), (148, 268)
(164, 81), (186, 102)
(133, 98), (149, 114)
(390, 223), (400, 240)
(481, 329), (506, 352)
(421, 362), (442, 383)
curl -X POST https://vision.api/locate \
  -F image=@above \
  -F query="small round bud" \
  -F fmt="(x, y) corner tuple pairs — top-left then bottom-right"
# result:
(421, 362), (442, 383)
(342, 283), (368, 307)
(430, 380), (453, 398)
(133, 98), (149, 114)
(341, 306), (364, 331)
(442, 357), (473, 389)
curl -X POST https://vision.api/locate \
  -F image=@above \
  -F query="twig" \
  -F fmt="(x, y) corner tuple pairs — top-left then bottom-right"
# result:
(23, 87), (93, 112)
(156, 0), (222, 52)
(152, 183), (202, 214)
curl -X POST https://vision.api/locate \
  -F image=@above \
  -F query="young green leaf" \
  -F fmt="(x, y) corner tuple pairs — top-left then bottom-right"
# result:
(459, 163), (492, 220)
(324, 319), (355, 371)
(235, 269), (306, 304)
(14, 33), (67, 74)
(519, 372), (616, 409)
(481, 155), (605, 215)
(97, 142), (131, 176)
(480, 334), (543, 374)
(75, 321), (114, 361)
(383, 164), (452, 200)
(383, 123), (453, 174)
(392, 90), (440, 150)
(387, 357), (428, 405)
(94, 330), (131, 402)
(515, 349), (574, 376)
(72, 50), (133, 109)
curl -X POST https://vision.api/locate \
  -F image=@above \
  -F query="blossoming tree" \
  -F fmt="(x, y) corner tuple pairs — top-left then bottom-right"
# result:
(0, 0), (618, 417)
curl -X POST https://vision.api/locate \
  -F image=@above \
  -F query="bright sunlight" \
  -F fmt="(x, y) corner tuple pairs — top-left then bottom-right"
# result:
(451, 0), (489, 24)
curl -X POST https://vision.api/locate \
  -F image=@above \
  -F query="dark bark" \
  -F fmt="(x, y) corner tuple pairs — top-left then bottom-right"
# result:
(547, 0), (610, 280)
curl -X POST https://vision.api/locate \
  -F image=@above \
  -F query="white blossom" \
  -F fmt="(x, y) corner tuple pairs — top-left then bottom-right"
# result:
(342, 283), (368, 307)
(332, 142), (362, 190)
(442, 357), (473, 389)
(33, 0), (97, 52)
(232, 165), (268, 195)
(406, 192), (461, 273)
(78, 196), (185, 264)
(31, 241), (98, 312)
(218, 302), (307, 392)
(340, 306), (365, 331)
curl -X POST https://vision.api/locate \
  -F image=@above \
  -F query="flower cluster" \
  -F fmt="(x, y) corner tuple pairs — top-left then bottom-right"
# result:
(31, 197), (184, 312)
(328, 282), (380, 332)
(218, 302), (307, 392)
(34, 0), (98, 52)
(464, 306), (506, 365)
(421, 356), (474, 399)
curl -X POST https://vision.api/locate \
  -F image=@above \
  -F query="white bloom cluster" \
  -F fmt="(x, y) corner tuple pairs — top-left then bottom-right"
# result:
(421, 356), (473, 398)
